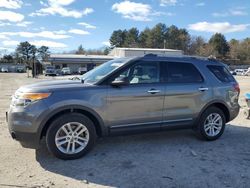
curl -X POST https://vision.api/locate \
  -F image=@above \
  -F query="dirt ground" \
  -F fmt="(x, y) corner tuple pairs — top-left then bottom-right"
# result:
(0, 73), (249, 188)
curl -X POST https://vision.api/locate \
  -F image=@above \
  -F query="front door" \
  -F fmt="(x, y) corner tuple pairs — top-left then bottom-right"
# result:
(106, 61), (165, 133)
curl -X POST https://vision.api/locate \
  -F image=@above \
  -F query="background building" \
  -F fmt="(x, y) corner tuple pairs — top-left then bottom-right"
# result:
(47, 48), (183, 73)
(48, 54), (114, 73)
(109, 47), (183, 57)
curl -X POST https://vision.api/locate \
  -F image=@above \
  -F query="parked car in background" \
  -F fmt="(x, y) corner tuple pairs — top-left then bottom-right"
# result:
(242, 69), (248, 75)
(230, 70), (237, 76)
(1, 67), (8, 72)
(243, 68), (250, 76)
(61, 67), (71, 75)
(45, 66), (56, 76)
(235, 69), (247, 76)
(55, 69), (62, 76)
(78, 67), (87, 75)
(7, 54), (240, 160)
(16, 66), (26, 73)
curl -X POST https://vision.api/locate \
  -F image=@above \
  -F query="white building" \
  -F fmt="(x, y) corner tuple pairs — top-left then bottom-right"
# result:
(48, 54), (114, 73)
(48, 48), (183, 73)
(109, 47), (183, 57)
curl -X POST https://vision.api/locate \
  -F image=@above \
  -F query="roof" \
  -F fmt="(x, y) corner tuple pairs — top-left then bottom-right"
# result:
(140, 54), (221, 64)
(112, 47), (183, 52)
(48, 54), (115, 64)
(49, 54), (114, 59)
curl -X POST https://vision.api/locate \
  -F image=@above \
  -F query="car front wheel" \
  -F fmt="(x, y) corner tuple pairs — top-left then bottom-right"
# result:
(196, 107), (226, 141)
(46, 113), (97, 160)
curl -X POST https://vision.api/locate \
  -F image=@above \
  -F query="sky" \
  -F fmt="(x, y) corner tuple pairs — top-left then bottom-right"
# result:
(0, 0), (249, 54)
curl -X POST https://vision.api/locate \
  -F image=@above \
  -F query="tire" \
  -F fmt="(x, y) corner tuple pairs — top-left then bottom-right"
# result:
(243, 109), (250, 119)
(195, 107), (226, 141)
(46, 113), (97, 160)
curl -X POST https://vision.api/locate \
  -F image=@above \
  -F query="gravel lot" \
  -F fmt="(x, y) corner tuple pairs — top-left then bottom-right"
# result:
(0, 73), (250, 188)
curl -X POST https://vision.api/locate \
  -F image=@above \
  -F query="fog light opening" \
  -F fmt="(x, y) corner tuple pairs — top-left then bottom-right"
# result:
(11, 132), (16, 139)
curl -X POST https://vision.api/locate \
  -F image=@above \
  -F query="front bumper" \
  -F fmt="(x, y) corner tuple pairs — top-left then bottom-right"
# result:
(9, 129), (39, 149)
(7, 100), (49, 149)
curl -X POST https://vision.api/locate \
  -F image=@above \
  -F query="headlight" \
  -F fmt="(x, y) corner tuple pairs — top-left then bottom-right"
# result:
(12, 92), (51, 107)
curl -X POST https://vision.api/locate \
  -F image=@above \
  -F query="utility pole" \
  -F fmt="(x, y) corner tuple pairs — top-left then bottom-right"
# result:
(164, 39), (166, 49)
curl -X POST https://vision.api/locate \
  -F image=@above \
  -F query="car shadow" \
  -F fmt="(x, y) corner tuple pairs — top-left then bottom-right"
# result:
(36, 124), (250, 187)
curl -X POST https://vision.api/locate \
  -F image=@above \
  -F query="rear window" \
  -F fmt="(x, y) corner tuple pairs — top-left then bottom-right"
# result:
(167, 62), (203, 83)
(207, 65), (235, 83)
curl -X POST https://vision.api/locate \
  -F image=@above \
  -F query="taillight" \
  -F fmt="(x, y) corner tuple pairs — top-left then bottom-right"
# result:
(233, 83), (240, 93)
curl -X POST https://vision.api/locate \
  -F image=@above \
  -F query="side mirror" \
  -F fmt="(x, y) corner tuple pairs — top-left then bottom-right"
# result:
(111, 77), (129, 87)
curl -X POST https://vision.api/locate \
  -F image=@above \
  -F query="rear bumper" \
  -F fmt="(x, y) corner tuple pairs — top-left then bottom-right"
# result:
(229, 104), (240, 122)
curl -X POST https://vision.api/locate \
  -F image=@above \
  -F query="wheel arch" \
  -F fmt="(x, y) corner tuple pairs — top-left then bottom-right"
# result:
(39, 105), (106, 140)
(198, 100), (230, 123)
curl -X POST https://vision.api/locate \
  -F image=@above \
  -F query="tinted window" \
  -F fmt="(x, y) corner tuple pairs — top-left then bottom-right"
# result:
(168, 62), (203, 83)
(207, 65), (235, 83)
(115, 61), (160, 84)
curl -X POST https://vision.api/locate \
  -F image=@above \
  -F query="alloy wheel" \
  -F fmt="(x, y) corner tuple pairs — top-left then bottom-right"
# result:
(55, 122), (89, 154)
(204, 113), (223, 137)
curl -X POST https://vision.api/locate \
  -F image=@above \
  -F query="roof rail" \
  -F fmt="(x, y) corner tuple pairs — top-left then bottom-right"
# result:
(143, 53), (218, 62)
(143, 53), (157, 57)
(143, 53), (183, 58)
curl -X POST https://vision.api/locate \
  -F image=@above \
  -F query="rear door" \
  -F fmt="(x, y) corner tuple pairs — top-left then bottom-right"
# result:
(163, 61), (212, 126)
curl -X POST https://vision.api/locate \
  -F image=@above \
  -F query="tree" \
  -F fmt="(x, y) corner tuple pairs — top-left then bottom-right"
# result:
(38, 46), (50, 61)
(229, 39), (240, 60)
(2, 54), (13, 63)
(30, 45), (37, 77)
(239, 38), (250, 61)
(150, 23), (167, 48)
(138, 28), (152, 48)
(75, 45), (85, 54)
(165, 25), (191, 53)
(123, 27), (139, 47)
(103, 47), (110, 55)
(15, 41), (39, 77)
(16, 41), (35, 66)
(188, 36), (206, 55)
(13, 52), (23, 64)
(109, 24), (191, 51)
(198, 43), (214, 57)
(209, 33), (229, 57)
(109, 29), (127, 48)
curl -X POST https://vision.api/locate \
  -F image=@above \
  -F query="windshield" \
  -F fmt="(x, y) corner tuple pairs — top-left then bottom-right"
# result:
(82, 58), (128, 84)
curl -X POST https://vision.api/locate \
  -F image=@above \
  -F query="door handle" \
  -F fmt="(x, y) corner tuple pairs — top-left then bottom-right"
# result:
(198, 87), (209, 92)
(147, 89), (161, 94)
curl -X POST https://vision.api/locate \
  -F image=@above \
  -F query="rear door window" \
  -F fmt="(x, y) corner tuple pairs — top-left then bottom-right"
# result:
(207, 65), (235, 83)
(167, 62), (204, 83)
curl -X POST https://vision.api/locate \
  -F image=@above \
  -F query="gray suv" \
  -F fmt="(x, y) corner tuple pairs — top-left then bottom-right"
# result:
(7, 55), (240, 160)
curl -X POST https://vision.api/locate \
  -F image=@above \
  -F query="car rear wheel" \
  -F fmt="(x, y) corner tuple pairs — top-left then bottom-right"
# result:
(46, 113), (96, 160)
(195, 107), (226, 141)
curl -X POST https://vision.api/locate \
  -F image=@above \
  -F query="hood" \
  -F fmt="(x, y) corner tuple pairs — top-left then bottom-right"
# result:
(17, 79), (90, 93)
